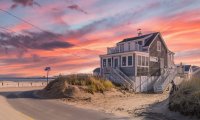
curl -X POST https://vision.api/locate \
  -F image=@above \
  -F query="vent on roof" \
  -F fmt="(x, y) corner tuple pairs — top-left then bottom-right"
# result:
(137, 28), (142, 36)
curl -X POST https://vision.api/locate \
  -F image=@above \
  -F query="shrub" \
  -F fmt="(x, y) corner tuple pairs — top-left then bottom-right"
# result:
(169, 78), (200, 118)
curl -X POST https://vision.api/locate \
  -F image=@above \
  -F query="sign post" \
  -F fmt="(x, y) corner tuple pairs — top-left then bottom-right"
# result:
(44, 67), (51, 84)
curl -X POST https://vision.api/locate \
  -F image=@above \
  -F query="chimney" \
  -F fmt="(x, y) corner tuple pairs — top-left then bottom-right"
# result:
(137, 28), (142, 36)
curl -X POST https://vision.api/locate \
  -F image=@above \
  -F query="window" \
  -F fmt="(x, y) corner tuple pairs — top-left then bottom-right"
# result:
(128, 56), (133, 66)
(138, 41), (143, 45)
(120, 44), (124, 52)
(138, 56), (141, 66)
(122, 56), (126, 66)
(142, 56), (145, 66)
(146, 57), (149, 66)
(108, 58), (112, 67)
(137, 55), (149, 67)
(157, 41), (161, 51)
(103, 59), (106, 67)
(128, 43), (131, 51)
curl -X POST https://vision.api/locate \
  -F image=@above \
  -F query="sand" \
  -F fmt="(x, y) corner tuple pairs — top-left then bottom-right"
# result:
(0, 87), (44, 120)
(61, 89), (169, 117)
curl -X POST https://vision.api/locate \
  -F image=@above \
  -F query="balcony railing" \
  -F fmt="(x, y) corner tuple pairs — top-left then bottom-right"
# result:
(107, 45), (146, 54)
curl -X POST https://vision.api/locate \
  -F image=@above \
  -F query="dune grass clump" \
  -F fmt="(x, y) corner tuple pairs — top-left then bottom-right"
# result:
(45, 74), (115, 94)
(169, 78), (200, 117)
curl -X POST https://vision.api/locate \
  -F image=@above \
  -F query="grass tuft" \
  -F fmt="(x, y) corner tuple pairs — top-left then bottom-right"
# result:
(169, 78), (200, 117)
(45, 74), (114, 94)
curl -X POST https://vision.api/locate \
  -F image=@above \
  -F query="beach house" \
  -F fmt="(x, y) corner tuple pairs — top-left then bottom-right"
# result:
(99, 32), (177, 92)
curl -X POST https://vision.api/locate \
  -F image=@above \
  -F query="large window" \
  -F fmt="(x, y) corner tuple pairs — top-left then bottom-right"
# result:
(103, 59), (106, 67)
(138, 56), (141, 66)
(128, 56), (133, 66)
(157, 41), (161, 51)
(122, 56), (126, 66)
(137, 55), (149, 76)
(142, 56), (145, 66)
(146, 57), (149, 66)
(108, 58), (112, 67)
(137, 55), (149, 67)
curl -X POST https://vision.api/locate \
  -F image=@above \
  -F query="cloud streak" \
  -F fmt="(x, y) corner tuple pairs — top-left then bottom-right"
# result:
(10, 0), (40, 9)
(67, 4), (87, 14)
(0, 31), (74, 56)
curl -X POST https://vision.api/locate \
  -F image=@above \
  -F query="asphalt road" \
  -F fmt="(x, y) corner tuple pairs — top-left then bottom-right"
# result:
(0, 90), (130, 120)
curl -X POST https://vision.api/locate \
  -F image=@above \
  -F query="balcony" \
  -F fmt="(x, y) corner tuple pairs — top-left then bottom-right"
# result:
(107, 44), (146, 54)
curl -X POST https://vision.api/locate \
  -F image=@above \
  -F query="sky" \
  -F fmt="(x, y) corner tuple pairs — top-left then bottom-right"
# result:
(0, 0), (200, 77)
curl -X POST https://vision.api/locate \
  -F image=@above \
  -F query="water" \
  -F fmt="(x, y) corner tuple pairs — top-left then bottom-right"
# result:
(0, 78), (55, 82)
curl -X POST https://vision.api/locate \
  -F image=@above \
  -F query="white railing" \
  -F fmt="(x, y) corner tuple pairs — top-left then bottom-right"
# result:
(161, 68), (177, 90)
(107, 47), (119, 54)
(107, 44), (144, 54)
(109, 68), (134, 91)
(153, 68), (177, 93)
(153, 69), (169, 88)
(192, 68), (200, 75)
(115, 68), (133, 82)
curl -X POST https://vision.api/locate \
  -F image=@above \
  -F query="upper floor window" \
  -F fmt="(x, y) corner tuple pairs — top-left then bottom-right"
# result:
(138, 41), (143, 45)
(120, 44), (124, 52)
(157, 41), (161, 51)
(128, 43), (131, 51)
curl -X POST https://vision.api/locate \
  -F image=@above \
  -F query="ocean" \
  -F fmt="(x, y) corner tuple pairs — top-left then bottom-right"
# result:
(0, 78), (55, 82)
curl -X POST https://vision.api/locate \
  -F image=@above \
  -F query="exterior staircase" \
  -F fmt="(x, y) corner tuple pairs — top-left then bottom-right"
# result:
(108, 68), (134, 91)
(153, 67), (177, 93)
(192, 68), (200, 78)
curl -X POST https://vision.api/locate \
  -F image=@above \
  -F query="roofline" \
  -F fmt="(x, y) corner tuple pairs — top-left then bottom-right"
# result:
(99, 51), (149, 57)
(148, 32), (174, 54)
(148, 32), (159, 51)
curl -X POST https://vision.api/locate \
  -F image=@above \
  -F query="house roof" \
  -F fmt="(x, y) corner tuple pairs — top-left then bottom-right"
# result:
(184, 65), (191, 72)
(118, 32), (159, 47)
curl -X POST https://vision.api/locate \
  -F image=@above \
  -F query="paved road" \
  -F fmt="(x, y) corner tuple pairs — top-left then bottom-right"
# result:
(0, 90), (130, 120)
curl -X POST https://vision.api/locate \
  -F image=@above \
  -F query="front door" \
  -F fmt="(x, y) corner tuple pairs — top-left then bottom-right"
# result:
(114, 57), (119, 68)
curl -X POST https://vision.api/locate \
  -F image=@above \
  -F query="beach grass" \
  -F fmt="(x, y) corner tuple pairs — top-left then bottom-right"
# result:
(45, 74), (115, 94)
(169, 78), (200, 117)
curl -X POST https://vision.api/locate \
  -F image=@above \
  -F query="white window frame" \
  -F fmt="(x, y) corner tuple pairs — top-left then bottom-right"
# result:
(102, 59), (107, 68)
(107, 58), (112, 67)
(121, 55), (133, 67)
(137, 55), (149, 67)
(127, 55), (133, 66)
(157, 41), (161, 51)
(102, 57), (112, 68)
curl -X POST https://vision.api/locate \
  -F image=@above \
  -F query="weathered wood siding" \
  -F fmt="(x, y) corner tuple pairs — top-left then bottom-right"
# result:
(149, 35), (168, 76)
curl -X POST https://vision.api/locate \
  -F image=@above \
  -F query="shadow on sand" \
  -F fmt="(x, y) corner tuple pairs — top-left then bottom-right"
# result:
(133, 98), (199, 120)
(0, 90), (48, 99)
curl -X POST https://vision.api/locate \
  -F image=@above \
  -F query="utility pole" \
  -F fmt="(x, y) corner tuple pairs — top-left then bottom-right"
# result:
(44, 67), (51, 84)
